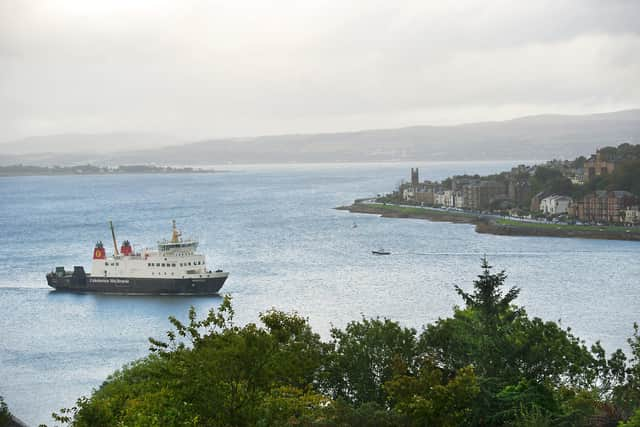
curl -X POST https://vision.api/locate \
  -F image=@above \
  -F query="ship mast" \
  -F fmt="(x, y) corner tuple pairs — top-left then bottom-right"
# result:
(109, 220), (119, 256)
(171, 219), (181, 243)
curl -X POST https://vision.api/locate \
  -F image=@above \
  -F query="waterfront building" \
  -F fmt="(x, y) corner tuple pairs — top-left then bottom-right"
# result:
(415, 188), (434, 205)
(539, 195), (573, 215)
(402, 187), (415, 201)
(572, 190), (636, 223)
(530, 191), (545, 212)
(443, 190), (455, 207)
(624, 206), (640, 225)
(507, 179), (532, 207)
(462, 180), (506, 211)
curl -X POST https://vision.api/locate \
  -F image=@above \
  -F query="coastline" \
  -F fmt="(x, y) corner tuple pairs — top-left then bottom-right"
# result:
(337, 202), (640, 242)
(0, 165), (224, 177)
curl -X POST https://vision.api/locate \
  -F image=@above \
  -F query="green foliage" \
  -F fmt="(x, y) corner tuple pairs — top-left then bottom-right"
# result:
(385, 360), (479, 426)
(579, 154), (640, 197)
(420, 258), (600, 425)
(323, 317), (417, 406)
(530, 166), (573, 196)
(609, 160), (640, 196)
(620, 408), (640, 427)
(0, 396), (11, 427)
(319, 400), (409, 427)
(54, 262), (640, 427)
(56, 295), (328, 426)
(610, 323), (640, 420)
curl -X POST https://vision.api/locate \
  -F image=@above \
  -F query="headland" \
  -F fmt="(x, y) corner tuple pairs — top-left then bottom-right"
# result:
(338, 202), (640, 241)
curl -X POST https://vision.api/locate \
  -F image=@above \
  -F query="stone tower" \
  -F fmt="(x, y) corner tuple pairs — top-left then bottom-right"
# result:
(411, 168), (419, 186)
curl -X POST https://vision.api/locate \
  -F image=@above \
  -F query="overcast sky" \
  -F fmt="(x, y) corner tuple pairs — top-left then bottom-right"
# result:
(1, 0), (639, 145)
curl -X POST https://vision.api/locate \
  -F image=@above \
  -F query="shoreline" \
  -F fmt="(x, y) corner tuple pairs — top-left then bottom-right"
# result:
(0, 170), (224, 178)
(337, 203), (640, 242)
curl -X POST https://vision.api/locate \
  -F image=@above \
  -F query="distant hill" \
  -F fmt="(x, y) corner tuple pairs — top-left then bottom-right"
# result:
(0, 132), (181, 156)
(1, 110), (639, 166)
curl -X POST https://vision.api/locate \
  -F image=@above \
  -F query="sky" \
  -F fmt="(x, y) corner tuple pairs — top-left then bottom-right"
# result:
(1, 0), (639, 146)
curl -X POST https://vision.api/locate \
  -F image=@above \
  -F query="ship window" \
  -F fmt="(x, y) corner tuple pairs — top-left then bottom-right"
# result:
(188, 262), (191, 266)
(115, 263), (119, 266)
(172, 263), (176, 267)
(162, 263), (165, 267)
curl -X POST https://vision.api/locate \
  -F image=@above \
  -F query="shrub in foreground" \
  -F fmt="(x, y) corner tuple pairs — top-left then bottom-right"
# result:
(53, 259), (640, 426)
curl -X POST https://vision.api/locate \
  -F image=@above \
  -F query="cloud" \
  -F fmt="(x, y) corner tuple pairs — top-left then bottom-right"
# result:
(0, 0), (639, 145)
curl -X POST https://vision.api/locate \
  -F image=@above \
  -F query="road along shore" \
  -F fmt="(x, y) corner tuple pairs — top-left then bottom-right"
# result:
(337, 203), (640, 242)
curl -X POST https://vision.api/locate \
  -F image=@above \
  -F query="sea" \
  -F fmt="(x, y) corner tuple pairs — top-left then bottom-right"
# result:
(1, 161), (639, 425)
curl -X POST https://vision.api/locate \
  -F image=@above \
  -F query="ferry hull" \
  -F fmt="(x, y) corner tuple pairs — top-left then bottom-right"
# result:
(46, 267), (227, 295)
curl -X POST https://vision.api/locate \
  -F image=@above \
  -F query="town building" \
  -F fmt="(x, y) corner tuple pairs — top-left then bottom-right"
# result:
(443, 190), (455, 207)
(571, 190), (636, 223)
(507, 179), (531, 207)
(530, 192), (545, 212)
(539, 195), (573, 216)
(624, 206), (640, 225)
(462, 180), (506, 211)
(402, 187), (415, 201)
(583, 150), (616, 182)
(570, 169), (585, 185)
(411, 168), (419, 186)
(415, 188), (434, 205)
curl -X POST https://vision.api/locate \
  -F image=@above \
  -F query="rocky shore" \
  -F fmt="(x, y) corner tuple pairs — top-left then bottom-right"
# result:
(338, 203), (640, 242)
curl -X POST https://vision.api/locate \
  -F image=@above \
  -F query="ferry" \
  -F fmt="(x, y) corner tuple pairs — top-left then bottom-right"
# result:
(46, 220), (228, 295)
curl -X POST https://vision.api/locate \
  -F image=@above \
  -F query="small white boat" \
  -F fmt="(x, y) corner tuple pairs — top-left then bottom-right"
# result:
(372, 249), (390, 255)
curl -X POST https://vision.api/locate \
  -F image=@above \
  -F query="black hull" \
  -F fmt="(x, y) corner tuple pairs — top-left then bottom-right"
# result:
(47, 267), (227, 295)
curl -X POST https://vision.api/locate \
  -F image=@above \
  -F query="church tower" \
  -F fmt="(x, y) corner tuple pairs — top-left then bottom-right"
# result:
(411, 168), (419, 186)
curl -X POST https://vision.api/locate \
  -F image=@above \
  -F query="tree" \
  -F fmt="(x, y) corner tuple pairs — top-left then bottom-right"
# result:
(530, 166), (573, 196)
(385, 359), (479, 426)
(322, 317), (418, 406)
(620, 408), (640, 427)
(57, 296), (328, 427)
(0, 396), (11, 427)
(420, 258), (598, 425)
(52, 261), (640, 427)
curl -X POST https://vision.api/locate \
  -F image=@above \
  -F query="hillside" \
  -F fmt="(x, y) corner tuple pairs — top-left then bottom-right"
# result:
(1, 109), (639, 166)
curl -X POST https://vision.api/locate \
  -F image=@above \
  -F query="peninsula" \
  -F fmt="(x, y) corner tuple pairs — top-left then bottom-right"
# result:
(338, 202), (640, 241)
(339, 143), (640, 241)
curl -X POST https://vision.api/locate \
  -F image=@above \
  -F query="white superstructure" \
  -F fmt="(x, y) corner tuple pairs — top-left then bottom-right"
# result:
(91, 220), (226, 281)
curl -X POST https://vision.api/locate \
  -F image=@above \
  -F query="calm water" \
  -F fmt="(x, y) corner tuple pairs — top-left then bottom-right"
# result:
(1, 162), (639, 425)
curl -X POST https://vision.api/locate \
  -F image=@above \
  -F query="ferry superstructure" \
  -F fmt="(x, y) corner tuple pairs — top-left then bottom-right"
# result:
(46, 221), (228, 294)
